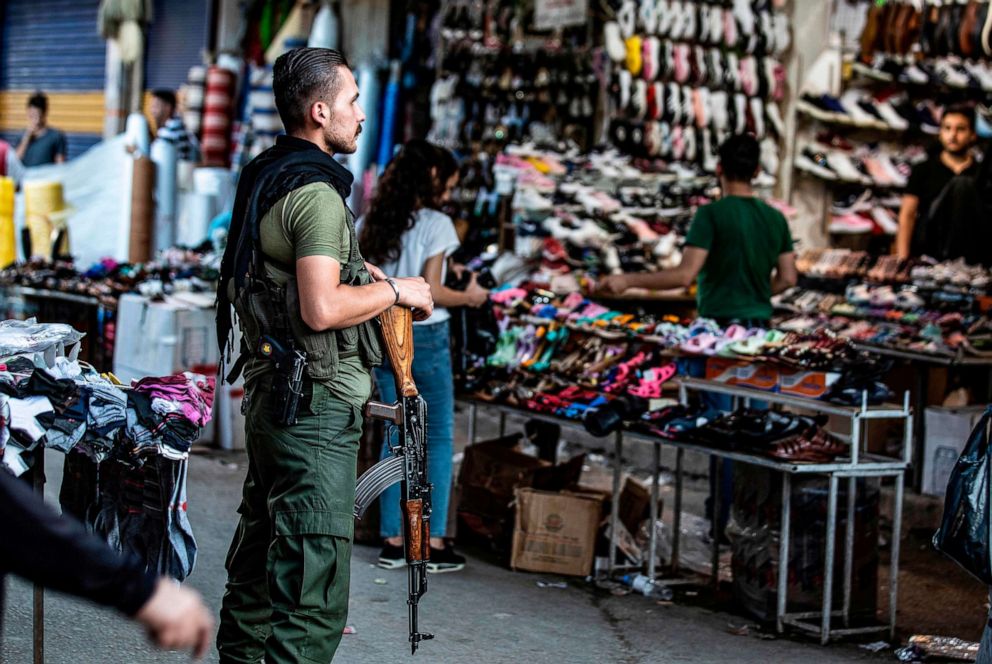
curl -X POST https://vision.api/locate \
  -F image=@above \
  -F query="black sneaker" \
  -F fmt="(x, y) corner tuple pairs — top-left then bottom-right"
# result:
(427, 544), (466, 574)
(378, 543), (406, 569)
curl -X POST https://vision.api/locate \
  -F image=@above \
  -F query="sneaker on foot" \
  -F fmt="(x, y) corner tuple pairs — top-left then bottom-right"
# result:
(427, 544), (466, 574)
(378, 543), (406, 569)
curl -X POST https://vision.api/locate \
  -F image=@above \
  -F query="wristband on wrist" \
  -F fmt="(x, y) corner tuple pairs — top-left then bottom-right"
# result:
(384, 278), (400, 305)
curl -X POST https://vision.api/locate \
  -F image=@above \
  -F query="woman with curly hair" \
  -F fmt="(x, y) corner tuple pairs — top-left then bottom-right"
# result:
(359, 139), (489, 572)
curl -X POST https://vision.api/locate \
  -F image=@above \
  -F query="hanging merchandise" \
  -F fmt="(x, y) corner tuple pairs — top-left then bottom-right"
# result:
(604, 0), (790, 179)
(23, 181), (73, 261)
(201, 66), (237, 167)
(124, 112), (152, 157)
(377, 61), (402, 173)
(348, 63), (382, 210)
(150, 137), (178, 253)
(427, 0), (597, 151)
(0, 178), (14, 268)
(308, 0), (339, 49)
(264, 0), (316, 64)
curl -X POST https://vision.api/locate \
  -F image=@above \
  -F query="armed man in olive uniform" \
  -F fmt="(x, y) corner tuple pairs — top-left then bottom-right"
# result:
(215, 48), (433, 664)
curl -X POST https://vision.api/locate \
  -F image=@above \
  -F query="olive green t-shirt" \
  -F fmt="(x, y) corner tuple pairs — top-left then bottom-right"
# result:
(243, 181), (372, 408)
(684, 195), (794, 321)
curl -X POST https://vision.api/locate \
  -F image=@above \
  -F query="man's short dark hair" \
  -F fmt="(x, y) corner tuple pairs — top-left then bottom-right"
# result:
(943, 103), (976, 130)
(151, 89), (177, 108)
(273, 48), (350, 133)
(27, 92), (48, 114)
(718, 133), (760, 182)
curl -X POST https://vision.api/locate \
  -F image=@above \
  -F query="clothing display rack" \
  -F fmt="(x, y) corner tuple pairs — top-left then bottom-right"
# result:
(460, 376), (911, 645)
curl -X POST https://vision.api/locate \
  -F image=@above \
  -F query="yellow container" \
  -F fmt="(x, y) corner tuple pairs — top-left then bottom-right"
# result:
(23, 180), (72, 259)
(0, 177), (13, 267)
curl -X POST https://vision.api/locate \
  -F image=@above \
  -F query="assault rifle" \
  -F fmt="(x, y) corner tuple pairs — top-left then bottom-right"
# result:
(354, 305), (434, 654)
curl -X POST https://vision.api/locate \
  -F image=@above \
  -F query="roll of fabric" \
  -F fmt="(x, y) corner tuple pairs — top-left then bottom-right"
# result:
(347, 62), (381, 204)
(0, 177), (15, 267)
(23, 181), (73, 260)
(308, 1), (339, 49)
(124, 112), (151, 156)
(129, 157), (155, 263)
(150, 137), (178, 252)
(202, 66), (235, 167)
(183, 66), (207, 137)
(264, 2), (313, 64)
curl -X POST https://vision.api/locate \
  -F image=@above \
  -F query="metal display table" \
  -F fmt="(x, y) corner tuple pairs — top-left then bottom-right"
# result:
(460, 377), (911, 645)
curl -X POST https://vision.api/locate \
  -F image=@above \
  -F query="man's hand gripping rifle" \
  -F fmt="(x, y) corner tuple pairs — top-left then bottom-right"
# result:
(354, 306), (433, 654)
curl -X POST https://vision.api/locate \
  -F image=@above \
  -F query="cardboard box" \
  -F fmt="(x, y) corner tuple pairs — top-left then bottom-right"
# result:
(705, 358), (778, 391)
(457, 436), (549, 522)
(511, 488), (605, 576)
(922, 406), (987, 496)
(778, 368), (841, 399)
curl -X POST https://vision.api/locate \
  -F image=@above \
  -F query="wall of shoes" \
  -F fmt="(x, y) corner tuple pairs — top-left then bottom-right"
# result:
(602, 0), (791, 180)
(427, 0), (597, 152)
(794, 0), (992, 245)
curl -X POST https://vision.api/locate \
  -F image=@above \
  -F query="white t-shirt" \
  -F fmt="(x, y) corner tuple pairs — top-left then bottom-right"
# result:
(360, 208), (460, 326)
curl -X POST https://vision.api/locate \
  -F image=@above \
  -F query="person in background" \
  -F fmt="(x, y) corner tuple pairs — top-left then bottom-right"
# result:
(150, 88), (201, 163)
(17, 92), (67, 167)
(597, 133), (797, 539)
(359, 139), (490, 573)
(0, 470), (213, 658)
(895, 103), (979, 261)
(0, 139), (26, 185)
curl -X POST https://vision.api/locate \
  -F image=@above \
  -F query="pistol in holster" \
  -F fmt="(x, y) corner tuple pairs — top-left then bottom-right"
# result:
(258, 335), (307, 426)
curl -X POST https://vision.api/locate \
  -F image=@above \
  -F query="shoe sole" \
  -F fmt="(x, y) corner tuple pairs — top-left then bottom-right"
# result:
(427, 563), (466, 574)
(377, 559), (407, 570)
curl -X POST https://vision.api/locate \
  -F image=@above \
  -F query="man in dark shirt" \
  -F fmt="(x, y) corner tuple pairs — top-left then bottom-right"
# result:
(896, 104), (979, 260)
(0, 470), (214, 658)
(16, 92), (68, 167)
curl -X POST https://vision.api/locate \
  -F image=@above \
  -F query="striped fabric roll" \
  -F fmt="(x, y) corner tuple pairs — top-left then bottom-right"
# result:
(202, 66), (236, 167)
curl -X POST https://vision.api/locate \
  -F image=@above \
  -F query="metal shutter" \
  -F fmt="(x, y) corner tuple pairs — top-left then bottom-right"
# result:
(144, 0), (213, 91)
(0, 0), (106, 90)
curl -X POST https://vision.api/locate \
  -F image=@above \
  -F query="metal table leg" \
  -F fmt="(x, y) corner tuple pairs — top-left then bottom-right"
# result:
(609, 430), (623, 576)
(32, 446), (45, 664)
(711, 455), (722, 590)
(498, 411), (507, 437)
(912, 364), (928, 491)
(843, 476), (857, 628)
(648, 442), (660, 581)
(821, 475), (839, 645)
(672, 448), (684, 573)
(776, 473), (791, 634)
(467, 402), (477, 445)
(890, 471), (905, 641)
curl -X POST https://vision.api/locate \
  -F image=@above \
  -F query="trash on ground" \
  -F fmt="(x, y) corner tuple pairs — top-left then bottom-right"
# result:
(342, 626), (356, 635)
(537, 580), (568, 589)
(859, 641), (889, 653)
(903, 635), (979, 661)
(373, 578), (387, 585)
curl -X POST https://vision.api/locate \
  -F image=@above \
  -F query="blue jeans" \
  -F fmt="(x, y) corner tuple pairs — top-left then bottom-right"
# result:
(374, 320), (455, 539)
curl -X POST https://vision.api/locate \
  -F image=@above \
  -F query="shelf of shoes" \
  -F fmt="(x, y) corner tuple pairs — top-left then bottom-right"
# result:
(793, 137), (923, 194)
(775, 250), (992, 359)
(824, 187), (904, 237)
(0, 248), (221, 310)
(428, 0), (597, 151)
(602, 0), (789, 182)
(469, 284), (898, 408)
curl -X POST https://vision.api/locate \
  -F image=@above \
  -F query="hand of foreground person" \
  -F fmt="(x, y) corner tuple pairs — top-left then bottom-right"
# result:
(135, 579), (214, 660)
(394, 276), (435, 320)
(464, 274), (490, 307)
(596, 274), (630, 296)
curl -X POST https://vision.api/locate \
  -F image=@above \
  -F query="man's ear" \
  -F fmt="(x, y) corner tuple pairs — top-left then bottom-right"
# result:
(310, 101), (330, 127)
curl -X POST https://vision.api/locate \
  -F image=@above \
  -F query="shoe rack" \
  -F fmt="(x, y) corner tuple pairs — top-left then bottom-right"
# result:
(672, 377), (911, 644)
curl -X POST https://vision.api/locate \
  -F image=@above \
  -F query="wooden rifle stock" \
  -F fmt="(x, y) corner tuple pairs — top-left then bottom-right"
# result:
(402, 498), (430, 562)
(378, 305), (418, 397)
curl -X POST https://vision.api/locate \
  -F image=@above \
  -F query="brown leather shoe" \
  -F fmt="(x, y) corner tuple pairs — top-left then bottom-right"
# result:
(901, 4), (923, 56)
(860, 2), (882, 63)
(961, 1), (979, 57)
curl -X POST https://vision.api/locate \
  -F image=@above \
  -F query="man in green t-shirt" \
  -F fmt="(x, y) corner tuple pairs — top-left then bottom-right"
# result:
(216, 49), (433, 664)
(598, 133), (796, 542)
(598, 133), (797, 320)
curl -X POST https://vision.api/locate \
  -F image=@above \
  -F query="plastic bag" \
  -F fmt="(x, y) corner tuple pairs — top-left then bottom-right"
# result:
(932, 405), (992, 585)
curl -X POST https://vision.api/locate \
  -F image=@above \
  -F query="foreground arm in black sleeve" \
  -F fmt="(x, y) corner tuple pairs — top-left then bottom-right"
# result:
(0, 471), (214, 658)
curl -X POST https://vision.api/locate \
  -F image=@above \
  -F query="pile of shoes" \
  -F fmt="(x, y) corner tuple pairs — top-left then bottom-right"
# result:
(827, 187), (903, 236)
(795, 138), (922, 192)
(797, 90), (944, 134)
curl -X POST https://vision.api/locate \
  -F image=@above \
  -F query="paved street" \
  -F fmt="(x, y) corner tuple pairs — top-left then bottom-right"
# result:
(0, 440), (893, 664)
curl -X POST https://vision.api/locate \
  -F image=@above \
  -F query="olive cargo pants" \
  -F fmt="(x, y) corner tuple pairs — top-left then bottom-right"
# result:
(217, 383), (363, 663)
